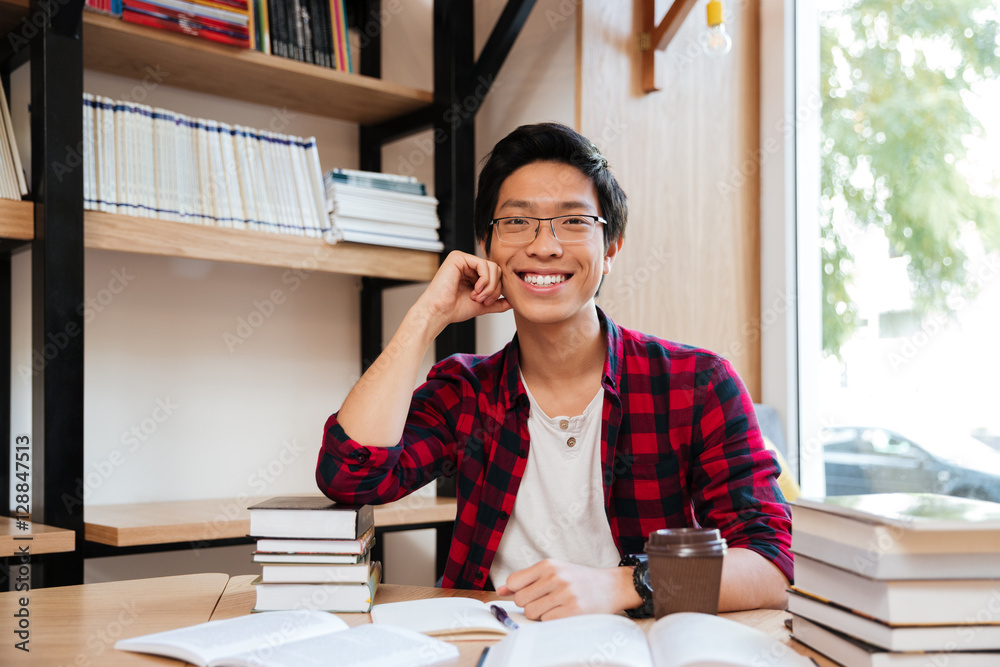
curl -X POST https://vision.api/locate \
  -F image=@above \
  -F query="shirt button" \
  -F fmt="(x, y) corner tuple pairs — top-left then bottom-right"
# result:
(475, 571), (484, 580)
(559, 419), (569, 430)
(518, 448), (527, 458)
(499, 511), (510, 521)
(567, 437), (576, 447)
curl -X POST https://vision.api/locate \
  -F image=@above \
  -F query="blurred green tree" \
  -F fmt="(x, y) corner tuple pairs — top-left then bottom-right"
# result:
(820, 0), (1000, 356)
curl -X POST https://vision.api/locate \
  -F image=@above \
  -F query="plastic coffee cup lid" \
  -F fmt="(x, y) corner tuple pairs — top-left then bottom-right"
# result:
(645, 528), (728, 557)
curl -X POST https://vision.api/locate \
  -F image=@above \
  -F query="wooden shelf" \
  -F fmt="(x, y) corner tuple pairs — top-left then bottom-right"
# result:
(1, 517), (75, 556)
(81, 12), (433, 124)
(86, 495), (457, 547)
(0, 199), (32, 241)
(85, 210), (439, 281)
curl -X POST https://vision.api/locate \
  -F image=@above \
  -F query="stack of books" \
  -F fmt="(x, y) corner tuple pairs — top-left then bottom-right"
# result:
(0, 84), (28, 201)
(325, 169), (444, 252)
(789, 493), (1000, 666)
(84, 0), (354, 72)
(120, 0), (253, 48)
(248, 496), (380, 612)
(259, 0), (352, 71)
(82, 94), (330, 237)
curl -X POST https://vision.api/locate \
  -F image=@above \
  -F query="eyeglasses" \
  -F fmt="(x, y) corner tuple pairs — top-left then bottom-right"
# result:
(490, 215), (607, 244)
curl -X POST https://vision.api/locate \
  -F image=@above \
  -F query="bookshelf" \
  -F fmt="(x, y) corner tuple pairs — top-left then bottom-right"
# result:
(4, 0), (526, 587)
(0, 517), (74, 556)
(81, 13), (433, 123)
(84, 212), (438, 281)
(85, 496), (457, 547)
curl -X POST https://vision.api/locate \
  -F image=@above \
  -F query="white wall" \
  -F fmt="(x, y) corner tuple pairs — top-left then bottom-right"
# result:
(9, 0), (577, 585)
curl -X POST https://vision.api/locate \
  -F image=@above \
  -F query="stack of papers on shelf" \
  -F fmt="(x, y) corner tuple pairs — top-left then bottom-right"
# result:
(247, 497), (380, 612)
(325, 169), (443, 252)
(788, 493), (1000, 666)
(0, 84), (28, 201)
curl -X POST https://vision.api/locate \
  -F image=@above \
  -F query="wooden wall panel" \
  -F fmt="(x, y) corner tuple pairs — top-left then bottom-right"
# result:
(579, 0), (762, 398)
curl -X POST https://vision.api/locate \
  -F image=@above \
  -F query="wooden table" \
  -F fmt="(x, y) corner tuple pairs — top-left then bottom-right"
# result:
(0, 573), (836, 667)
(0, 573), (229, 666)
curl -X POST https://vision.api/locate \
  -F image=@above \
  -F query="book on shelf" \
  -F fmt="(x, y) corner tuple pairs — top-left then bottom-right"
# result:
(479, 612), (812, 667)
(254, 524), (375, 555)
(791, 493), (1000, 579)
(115, 608), (456, 667)
(247, 496), (373, 540)
(325, 169), (427, 196)
(370, 598), (534, 641)
(122, 2), (252, 47)
(259, 555), (374, 584)
(791, 615), (1000, 667)
(0, 82), (28, 201)
(793, 555), (1000, 625)
(252, 561), (380, 612)
(84, 0), (124, 16)
(787, 589), (1000, 652)
(253, 0), (351, 71)
(325, 172), (443, 252)
(253, 551), (367, 564)
(82, 95), (329, 238)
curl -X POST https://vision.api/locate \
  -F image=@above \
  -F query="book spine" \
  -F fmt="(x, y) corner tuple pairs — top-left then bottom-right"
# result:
(100, 97), (117, 213)
(121, 8), (251, 47)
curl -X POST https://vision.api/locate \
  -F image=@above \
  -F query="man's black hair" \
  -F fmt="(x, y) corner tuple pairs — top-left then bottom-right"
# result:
(474, 123), (628, 255)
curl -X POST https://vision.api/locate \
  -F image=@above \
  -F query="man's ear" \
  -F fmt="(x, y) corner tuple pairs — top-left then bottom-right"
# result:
(603, 235), (624, 274)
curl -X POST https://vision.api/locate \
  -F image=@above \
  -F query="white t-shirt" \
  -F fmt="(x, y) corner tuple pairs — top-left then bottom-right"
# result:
(489, 373), (621, 588)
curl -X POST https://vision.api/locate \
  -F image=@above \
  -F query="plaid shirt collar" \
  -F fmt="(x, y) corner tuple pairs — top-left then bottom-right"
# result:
(498, 305), (625, 411)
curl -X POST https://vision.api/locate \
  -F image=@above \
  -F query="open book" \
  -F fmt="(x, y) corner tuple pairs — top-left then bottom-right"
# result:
(371, 597), (536, 640)
(114, 609), (458, 667)
(481, 612), (814, 667)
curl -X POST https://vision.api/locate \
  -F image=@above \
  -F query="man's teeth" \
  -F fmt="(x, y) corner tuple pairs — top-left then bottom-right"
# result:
(521, 274), (568, 286)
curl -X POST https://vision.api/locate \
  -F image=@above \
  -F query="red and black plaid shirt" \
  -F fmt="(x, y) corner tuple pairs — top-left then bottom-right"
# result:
(317, 308), (793, 589)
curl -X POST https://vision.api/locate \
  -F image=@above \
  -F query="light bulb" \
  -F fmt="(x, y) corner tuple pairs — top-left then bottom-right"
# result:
(703, 0), (732, 57)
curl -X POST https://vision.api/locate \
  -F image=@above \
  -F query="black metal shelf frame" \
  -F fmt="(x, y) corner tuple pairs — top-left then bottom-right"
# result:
(1, 0), (536, 588)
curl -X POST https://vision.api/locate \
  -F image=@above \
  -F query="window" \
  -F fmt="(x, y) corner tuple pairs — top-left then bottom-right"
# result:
(799, 0), (1000, 502)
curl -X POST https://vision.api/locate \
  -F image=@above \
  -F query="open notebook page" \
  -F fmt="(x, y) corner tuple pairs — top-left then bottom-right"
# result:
(115, 610), (346, 666)
(220, 625), (459, 667)
(483, 614), (653, 667)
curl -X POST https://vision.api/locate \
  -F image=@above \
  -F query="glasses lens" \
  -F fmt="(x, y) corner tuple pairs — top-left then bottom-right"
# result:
(496, 217), (537, 243)
(553, 216), (598, 242)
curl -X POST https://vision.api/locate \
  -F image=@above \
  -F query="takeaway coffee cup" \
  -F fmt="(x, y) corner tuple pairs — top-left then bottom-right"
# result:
(644, 528), (727, 618)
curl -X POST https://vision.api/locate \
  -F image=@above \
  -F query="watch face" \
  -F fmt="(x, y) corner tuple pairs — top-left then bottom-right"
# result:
(640, 567), (651, 590)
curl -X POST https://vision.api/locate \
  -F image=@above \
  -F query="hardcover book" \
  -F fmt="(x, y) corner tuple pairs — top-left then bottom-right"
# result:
(787, 589), (1000, 652)
(793, 555), (1000, 625)
(792, 615), (999, 667)
(247, 496), (373, 539)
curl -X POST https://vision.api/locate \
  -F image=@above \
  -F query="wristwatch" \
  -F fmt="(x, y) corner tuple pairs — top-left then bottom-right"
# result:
(619, 553), (654, 618)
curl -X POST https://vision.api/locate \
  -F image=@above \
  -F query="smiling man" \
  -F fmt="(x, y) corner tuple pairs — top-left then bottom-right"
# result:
(316, 123), (793, 619)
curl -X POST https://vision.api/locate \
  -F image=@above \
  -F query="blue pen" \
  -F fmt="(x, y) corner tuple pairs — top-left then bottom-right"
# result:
(490, 604), (520, 631)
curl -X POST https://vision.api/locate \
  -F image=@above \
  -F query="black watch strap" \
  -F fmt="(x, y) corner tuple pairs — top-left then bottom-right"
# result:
(619, 553), (654, 618)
